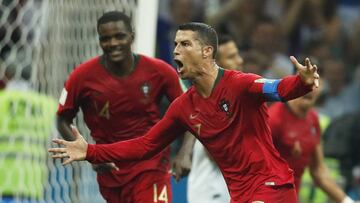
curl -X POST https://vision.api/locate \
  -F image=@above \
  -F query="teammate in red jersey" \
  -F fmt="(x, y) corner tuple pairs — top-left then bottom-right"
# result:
(268, 87), (356, 203)
(56, 11), (192, 203)
(50, 22), (319, 203)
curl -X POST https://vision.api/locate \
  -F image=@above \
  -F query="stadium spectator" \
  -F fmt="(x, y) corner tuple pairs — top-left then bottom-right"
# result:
(187, 34), (243, 203)
(317, 59), (360, 119)
(268, 83), (356, 202)
(242, 50), (268, 75)
(56, 11), (192, 203)
(249, 18), (293, 79)
(207, 0), (267, 51)
(0, 66), (57, 202)
(156, 0), (201, 66)
(50, 22), (319, 202)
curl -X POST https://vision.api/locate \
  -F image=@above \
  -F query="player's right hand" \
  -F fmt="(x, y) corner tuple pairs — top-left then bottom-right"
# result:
(92, 163), (119, 173)
(48, 125), (88, 165)
(290, 56), (320, 88)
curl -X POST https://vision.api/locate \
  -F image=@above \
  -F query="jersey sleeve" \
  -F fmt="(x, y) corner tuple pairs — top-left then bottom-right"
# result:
(157, 60), (184, 101)
(234, 73), (313, 102)
(56, 68), (83, 119)
(86, 98), (186, 163)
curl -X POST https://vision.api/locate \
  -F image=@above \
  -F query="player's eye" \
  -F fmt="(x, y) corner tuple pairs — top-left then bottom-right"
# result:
(115, 33), (127, 40)
(99, 36), (110, 42)
(181, 42), (190, 47)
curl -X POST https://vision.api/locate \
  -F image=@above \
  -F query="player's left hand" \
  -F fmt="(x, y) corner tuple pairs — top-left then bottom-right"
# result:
(171, 153), (192, 182)
(290, 56), (320, 88)
(48, 125), (88, 165)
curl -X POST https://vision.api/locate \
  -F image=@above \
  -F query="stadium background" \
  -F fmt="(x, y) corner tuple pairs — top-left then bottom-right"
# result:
(0, 0), (359, 202)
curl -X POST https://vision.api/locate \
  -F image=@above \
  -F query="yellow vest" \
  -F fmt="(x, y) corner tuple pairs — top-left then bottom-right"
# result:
(0, 90), (57, 199)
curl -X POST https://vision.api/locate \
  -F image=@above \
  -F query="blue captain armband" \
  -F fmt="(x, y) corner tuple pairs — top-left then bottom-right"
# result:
(260, 78), (282, 101)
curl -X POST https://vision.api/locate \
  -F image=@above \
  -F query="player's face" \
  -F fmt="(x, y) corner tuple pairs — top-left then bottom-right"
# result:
(217, 41), (244, 71)
(98, 20), (134, 63)
(173, 30), (205, 80)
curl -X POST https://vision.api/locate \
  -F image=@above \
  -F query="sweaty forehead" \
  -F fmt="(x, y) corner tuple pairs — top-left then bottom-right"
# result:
(175, 30), (199, 42)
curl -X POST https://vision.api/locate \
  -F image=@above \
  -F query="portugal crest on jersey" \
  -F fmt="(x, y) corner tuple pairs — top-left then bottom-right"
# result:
(141, 82), (151, 97)
(219, 99), (232, 117)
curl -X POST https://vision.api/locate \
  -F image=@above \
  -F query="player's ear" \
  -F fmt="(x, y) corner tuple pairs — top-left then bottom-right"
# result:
(202, 46), (213, 59)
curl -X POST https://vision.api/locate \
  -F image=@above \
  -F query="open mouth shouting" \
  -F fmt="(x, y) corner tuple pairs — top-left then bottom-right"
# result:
(174, 59), (184, 74)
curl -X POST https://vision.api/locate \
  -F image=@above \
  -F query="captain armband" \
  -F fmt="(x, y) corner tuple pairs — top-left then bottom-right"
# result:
(255, 78), (282, 102)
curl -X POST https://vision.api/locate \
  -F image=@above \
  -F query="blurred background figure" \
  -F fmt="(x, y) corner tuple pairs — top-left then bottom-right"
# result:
(268, 81), (356, 203)
(157, 0), (203, 66)
(0, 66), (57, 202)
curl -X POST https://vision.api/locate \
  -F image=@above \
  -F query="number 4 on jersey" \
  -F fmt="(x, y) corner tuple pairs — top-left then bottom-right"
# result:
(153, 184), (168, 203)
(99, 101), (110, 119)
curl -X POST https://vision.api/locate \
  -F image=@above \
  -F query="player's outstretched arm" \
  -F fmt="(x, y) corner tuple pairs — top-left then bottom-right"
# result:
(49, 108), (185, 165)
(245, 56), (319, 102)
(49, 125), (88, 165)
(267, 56), (320, 102)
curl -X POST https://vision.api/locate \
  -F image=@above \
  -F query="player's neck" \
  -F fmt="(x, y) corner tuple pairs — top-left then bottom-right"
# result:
(193, 62), (220, 98)
(287, 102), (309, 118)
(103, 53), (135, 77)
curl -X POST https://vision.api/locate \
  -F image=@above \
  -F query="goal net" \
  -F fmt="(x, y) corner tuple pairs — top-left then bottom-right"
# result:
(0, 0), (158, 202)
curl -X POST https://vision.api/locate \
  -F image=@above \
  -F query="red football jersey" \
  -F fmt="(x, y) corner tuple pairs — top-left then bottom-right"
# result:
(86, 69), (313, 202)
(268, 102), (321, 191)
(57, 54), (183, 186)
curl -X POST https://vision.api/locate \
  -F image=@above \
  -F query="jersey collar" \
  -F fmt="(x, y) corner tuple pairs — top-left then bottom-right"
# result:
(213, 67), (225, 89)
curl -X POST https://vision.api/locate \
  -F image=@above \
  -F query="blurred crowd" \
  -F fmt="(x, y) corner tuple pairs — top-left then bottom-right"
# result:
(156, 0), (360, 200)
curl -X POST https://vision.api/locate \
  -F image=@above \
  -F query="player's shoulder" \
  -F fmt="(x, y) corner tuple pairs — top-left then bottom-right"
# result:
(138, 54), (178, 81)
(267, 103), (287, 127)
(166, 90), (188, 115)
(225, 70), (261, 82)
(170, 86), (193, 104)
(72, 56), (101, 74)
(138, 54), (173, 70)
(223, 70), (262, 91)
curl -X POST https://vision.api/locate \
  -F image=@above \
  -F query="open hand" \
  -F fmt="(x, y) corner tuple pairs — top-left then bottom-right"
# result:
(290, 56), (320, 88)
(48, 125), (88, 165)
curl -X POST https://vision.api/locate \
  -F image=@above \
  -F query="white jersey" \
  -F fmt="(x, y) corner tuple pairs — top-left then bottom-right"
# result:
(187, 140), (230, 203)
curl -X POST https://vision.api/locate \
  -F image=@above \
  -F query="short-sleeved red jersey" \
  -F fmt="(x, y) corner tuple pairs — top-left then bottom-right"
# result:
(57, 54), (183, 186)
(268, 102), (321, 191)
(86, 69), (313, 202)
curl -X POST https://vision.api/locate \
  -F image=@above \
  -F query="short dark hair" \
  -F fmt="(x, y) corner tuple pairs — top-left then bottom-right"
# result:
(218, 34), (233, 46)
(97, 11), (133, 32)
(178, 22), (218, 58)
